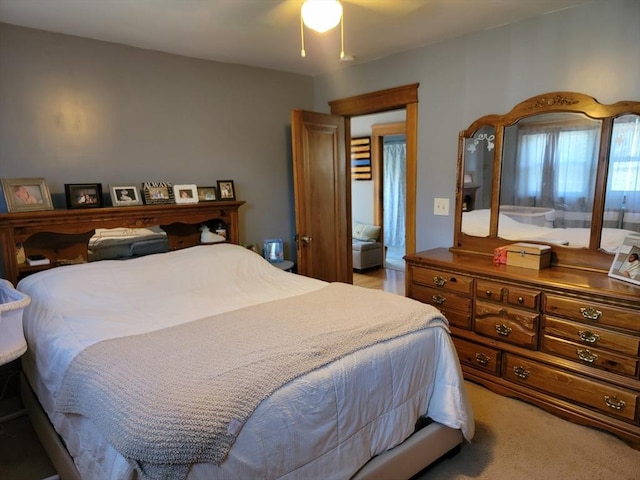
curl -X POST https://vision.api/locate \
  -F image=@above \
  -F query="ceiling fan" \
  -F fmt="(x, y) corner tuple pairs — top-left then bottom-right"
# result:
(262, 0), (422, 60)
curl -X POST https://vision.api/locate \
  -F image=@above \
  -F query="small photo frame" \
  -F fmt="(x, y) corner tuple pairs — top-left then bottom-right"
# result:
(142, 182), (174, 205)
(217, 180), (236, 200)
(110, 184), (143, 207)
(263, 238), (284, 263)
(1, 177), (54, 212)
(197, 186), (217, 202)
(608, 233), (640, 286)
(463, 172), (474, 185)
(65, 183), (103, 209)
(173, 184), (199, 204)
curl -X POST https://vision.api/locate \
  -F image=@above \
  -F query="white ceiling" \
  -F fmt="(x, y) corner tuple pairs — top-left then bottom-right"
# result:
(0, 0), (593, 76)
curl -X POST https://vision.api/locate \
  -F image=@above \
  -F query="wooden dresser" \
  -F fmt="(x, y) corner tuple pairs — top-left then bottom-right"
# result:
(406, 248), (640, 449)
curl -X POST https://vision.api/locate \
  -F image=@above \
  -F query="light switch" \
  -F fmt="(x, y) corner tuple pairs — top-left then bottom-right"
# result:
(434, 198), (450, 216)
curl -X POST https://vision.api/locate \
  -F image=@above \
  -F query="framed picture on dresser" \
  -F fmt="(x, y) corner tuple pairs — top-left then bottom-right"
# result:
(217, 180), (236, 200)
(608, 233), (640, 286)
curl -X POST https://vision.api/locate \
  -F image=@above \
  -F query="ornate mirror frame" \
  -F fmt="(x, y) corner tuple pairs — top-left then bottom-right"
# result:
(452, 92), (640, 272)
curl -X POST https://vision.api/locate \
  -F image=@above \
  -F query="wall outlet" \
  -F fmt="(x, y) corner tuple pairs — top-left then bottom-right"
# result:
(434, 197), (450, 216)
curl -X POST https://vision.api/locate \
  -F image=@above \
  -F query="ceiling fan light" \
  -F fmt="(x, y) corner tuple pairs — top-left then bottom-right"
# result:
(301, 0), (343, 33)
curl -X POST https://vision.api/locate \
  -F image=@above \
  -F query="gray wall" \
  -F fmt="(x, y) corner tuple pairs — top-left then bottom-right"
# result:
(314, 0), (640, 252)
(2, 0), (639, 256)
(0, 23), (314, 255)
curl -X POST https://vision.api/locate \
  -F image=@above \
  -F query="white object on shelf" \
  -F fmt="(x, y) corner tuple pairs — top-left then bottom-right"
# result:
(0, 278), (31, 365)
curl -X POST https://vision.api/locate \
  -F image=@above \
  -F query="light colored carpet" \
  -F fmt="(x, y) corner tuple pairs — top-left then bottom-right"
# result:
(418, 381), (640, 480)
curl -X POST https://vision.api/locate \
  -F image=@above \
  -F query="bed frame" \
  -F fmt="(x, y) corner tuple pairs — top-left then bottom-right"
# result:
(0, 201), (245, 286)
(3, 202), (464, 479)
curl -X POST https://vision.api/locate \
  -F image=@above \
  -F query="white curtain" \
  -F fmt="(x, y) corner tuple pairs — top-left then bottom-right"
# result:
(515, 127), (599, 228)
(383, 141), (406, 249)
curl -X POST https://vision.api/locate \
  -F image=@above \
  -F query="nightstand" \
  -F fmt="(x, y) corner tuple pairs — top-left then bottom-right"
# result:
(272, 260), (294, 272)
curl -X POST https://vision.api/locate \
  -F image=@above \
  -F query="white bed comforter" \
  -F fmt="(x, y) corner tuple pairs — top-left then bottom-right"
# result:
(19, 244), (474, 480)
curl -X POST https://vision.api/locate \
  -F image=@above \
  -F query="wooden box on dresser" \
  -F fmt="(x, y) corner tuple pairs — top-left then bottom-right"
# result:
(406, 248), (640, 449)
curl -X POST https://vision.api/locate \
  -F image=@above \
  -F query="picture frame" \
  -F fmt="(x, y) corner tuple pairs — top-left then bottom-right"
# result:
(109, 184), (143, 207)
(463, 172), (474, 185)
(1, 177), (54, 213)
(217, 180), (236, 201)
(197, 186), (217, 202)
(263, 238), (284, 263)
(64, 183), (103, 209)
(142, 182), (174, 205)
(173, 184), (199, 204)
(608, 233), (640, 286)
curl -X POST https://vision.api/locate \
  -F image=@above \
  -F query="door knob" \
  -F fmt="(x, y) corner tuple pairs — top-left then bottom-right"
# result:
(301, 235), (313, 244)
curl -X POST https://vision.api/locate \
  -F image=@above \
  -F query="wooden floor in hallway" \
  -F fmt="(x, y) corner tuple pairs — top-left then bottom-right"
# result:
(352, 267), (405, 296)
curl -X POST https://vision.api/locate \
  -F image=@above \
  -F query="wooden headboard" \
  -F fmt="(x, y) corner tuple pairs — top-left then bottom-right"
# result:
(0, 201), (245, 285)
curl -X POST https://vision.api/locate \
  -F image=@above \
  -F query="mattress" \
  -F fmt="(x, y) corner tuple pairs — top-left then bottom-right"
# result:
(18, 244), (473, 479)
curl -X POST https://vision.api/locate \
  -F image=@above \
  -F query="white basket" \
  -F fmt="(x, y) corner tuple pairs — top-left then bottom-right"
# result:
(0, 279), (31, 365)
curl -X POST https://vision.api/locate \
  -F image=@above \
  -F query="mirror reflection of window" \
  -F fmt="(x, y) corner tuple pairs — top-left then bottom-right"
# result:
(498, 113), (601, 247)
(602, 114), (640, 250)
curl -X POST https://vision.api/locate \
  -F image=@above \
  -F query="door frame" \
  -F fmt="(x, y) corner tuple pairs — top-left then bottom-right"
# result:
(329, 83), (418, 257)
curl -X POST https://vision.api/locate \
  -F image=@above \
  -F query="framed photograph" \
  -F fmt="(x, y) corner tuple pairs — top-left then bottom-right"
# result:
(142, 182), (174, 205)
(173, 184), (199, 204)
(463, 172), (474, 185)
(197, 186), (217, 202)
(110, 184), (143, 207)
(1, 177), (54, 213)
(608, 233), (640, 286)
(65, 183), (103, 209)
(217, 180), (236, 201)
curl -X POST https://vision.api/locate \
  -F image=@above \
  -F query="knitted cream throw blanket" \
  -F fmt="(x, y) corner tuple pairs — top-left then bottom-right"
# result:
(55, 282), (448, 480)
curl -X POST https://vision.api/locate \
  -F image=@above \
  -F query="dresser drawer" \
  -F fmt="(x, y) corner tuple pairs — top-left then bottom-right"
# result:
(410, 267), (473, 295)
(544, 316), (640, 356)
(544, 295), (640, 333)
(411, 284), (472, 313)
(476, 280), (540, 310)
(453, 337), (501, 375)
(475, 300), (539, 349)
(504, 354), (638, 422)
(542, 336), (639, 378)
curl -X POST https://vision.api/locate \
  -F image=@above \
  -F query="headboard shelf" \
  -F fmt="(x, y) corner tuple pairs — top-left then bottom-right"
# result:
(0, 201), (245, 285)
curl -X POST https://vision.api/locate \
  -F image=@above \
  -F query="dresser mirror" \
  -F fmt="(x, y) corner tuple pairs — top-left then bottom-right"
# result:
(453, 92), (640, 271)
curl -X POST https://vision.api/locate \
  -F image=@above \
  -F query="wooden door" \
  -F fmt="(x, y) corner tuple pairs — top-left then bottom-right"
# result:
(291, 110), (352, 283)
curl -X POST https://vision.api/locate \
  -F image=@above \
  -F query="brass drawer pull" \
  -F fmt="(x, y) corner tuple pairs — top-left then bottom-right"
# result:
(513, 366), (530, 379)
(475, 353), (490, 366)
(604, 395), (626, 411)
(576, 349), (598, 363)
(432, 294), (446, 305)
(578, 330), (599, 344)
(433, 276), (446, 286)
(495, 324), (512, 336)
(485, 290), (492, 297)
(517, 296), (524, 304)
(580, 306), (602, 321)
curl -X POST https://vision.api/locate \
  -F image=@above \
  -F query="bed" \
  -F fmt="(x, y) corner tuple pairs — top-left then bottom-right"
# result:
(17, 242), (473, 480)
(463, 209), (636, 253)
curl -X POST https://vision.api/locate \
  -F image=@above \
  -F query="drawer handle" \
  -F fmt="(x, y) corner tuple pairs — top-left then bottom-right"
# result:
(604, 395), (626, 411)
(517, 296), (524, 304)
(485, 290), (492, 297)
(433, 276), (447, 286)
(432, 294), (446, 305)
(576, 349), (598, 363)
(475, 353), (490, 366)
(495, 324), (512, 336)
(513, 366), (530, 379)
(580, 307), (602, 321)
(578, 330), (599, 344)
